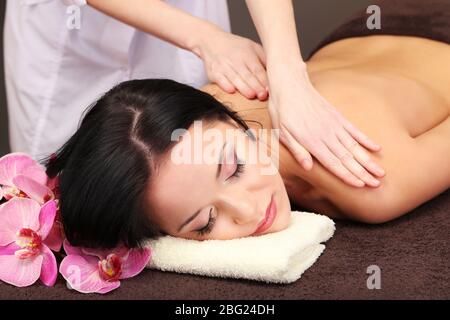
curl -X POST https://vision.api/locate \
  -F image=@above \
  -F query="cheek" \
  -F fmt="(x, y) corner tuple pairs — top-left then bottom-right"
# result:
(148, 203), (179, 236)
(256, 164), (281, 187)
(211, 218), (254, 240)
(151, 213), (171, 234)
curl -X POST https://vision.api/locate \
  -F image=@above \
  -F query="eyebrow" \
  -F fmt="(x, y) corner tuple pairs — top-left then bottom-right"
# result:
(177, 141), (226, 233)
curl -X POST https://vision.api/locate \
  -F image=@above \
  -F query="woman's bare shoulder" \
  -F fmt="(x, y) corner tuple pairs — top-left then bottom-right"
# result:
(301, 70), (450, 223)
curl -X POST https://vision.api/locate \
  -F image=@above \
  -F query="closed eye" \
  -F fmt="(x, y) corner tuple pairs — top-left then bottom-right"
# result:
(195, 207), (216, 235)
(228, 151), (245, 180)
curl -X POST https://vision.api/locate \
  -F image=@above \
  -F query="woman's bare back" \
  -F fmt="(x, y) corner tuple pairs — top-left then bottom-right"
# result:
(202, 35), (450, 223)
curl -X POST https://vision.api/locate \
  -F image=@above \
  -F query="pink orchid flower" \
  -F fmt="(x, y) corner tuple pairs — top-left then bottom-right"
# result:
(43, 209), (64, 252)
(0, 198), (58, 287)
(0, 153), (54, 204)
(60, 240), (151, 294)
(0, 153), (64, 252)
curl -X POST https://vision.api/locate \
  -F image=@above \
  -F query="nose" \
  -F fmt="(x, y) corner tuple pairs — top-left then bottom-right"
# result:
(217, 189), (262, 226)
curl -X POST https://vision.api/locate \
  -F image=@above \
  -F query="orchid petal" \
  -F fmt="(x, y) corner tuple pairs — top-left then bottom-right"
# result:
(63, 240), (98, 265)
(43, 220), (64, 252)
(63, 239), (84, 256)
(96, 281), (121, 294)
(0, 153), (39, 186)
(0, 243), (20, 256)
(38, 200), (57, 240)
(120, 248), (151, 279)
(21, 163), (48, 186)
(39, 245), (57, 286)
(82, 246), (129, 261)
(0, 254), (43, 287)
(13, 175), (54, 205)
(0, 198), (40, 246)
(0, 186), (3, 201)
(60, 255), (111, 294)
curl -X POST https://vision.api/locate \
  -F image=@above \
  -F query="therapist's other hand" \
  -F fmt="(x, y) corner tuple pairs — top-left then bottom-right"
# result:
(268, 64), (386, 188)
(193, 28), (268, 101)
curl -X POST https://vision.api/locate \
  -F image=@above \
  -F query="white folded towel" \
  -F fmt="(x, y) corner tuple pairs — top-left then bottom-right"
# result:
(145, 211), (335, 284)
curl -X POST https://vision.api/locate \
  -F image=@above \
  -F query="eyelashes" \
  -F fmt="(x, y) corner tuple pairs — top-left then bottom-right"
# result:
(231, 162), (245, 178)
(196, 207), (216, 236)
(229, 150), (246, 179)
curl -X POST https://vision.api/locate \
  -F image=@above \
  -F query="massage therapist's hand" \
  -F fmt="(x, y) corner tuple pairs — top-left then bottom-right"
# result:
(192, 27), (269, 101)
(268, 63), (386, 188)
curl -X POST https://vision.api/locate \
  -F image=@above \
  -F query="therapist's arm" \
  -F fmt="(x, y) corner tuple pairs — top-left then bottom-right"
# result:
(245, 0), (385, 188)
(87, 0), (216, 57)
(86, 0), (269, 100)
(245, 0), (304, 75)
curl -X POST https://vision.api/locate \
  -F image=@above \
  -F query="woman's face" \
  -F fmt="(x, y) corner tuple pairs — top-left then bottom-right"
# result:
(146, 119), (291, 240)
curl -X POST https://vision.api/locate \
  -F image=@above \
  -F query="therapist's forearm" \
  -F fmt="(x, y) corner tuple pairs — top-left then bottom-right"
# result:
(245, 0), (306, 73)
(86, 0), (220, 54)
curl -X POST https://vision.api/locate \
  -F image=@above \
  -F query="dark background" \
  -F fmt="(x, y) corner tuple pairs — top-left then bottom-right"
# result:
(0, 0), (374, 156)
(1, 1), (449, 301)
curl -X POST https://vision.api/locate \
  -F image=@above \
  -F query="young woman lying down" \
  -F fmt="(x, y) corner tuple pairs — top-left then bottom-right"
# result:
(44, 21), (449, 249)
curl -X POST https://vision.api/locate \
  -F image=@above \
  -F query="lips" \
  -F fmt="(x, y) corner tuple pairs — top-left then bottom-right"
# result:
(252, 194), (277, 236)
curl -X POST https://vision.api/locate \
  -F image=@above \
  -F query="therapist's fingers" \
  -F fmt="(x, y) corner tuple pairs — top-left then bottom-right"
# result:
(331, 107), (382, 152)
(325, 134), (381, 187)
(284, 121), (366, 187)
(312, 141), (366, 188)
(280, 126), (313, 171)
(212, 72), (236, 94)
(240, 64), (268, 100)
(222, 62), (257, 99)
(246, 62), (269, 100)
(336, 130), (386, 178)
(251, 43), (270, 100)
